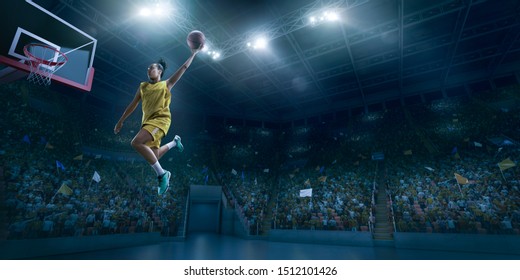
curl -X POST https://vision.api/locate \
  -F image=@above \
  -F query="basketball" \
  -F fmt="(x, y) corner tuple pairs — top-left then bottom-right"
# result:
(187, 30), (205, 50)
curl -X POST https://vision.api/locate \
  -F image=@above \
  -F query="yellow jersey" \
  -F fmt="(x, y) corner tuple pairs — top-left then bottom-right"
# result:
(139, 81), (171, 135)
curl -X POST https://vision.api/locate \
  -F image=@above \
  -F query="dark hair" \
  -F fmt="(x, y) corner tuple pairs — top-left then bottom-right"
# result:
(157, 58), (167, 78)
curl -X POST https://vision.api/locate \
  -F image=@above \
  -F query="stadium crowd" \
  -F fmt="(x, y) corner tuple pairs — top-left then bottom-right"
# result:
(1, 82), (211, 239)
(2, 81), (519, 239)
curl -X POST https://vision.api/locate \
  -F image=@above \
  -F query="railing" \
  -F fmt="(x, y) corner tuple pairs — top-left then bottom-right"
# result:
(271, 179), (281, 230)
(219, 182), (253, 235)
(388, 192), (397, 232)
(181, 191), (190, 237)
(235, 202), (250, 234)
(227, 188), (250, 235)
(369, 181), (376, 234)
(273, 201), (279, 230)
(368, 161), (378, 234)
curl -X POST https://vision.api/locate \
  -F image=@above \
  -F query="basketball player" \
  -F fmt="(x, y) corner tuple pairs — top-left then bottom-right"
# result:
(114, 46), (201, 195)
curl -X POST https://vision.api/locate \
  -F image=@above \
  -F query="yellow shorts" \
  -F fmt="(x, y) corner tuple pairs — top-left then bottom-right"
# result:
(142, 124), (165, 149)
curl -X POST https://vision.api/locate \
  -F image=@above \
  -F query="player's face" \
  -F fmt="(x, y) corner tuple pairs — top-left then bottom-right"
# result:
(147, 64), (162, 80)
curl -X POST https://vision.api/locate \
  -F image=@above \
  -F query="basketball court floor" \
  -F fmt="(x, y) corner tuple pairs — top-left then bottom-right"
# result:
(35, 233), (519, 260)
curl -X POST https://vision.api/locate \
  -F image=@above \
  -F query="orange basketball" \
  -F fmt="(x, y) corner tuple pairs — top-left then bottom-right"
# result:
(187, 30), (205, 49)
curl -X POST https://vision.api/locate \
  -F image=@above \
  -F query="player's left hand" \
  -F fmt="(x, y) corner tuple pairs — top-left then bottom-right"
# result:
(192, 44), (204, 55)
(114, 121), (123, 134)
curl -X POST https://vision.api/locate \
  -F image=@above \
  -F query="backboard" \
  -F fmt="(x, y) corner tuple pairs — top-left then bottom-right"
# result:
(0, 0), (97, 91)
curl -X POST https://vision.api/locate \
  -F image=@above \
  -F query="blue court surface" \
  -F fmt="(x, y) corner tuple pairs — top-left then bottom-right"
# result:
(36, 233), (519, 260)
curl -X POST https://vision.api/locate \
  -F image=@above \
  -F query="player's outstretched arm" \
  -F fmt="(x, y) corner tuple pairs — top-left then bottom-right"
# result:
(166, 46), (202, 91)
(114, 88), (141, 134)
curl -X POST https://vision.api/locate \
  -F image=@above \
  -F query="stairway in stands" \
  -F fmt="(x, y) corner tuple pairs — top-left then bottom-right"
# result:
(259, 173), (281, 236)
(372, 188), (395, 246)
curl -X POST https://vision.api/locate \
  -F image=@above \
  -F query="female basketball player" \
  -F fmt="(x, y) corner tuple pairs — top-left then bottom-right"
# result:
(114, 46), (201, 195)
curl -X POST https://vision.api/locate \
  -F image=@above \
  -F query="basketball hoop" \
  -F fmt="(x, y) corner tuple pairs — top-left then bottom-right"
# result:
(23, 43), (68, 86)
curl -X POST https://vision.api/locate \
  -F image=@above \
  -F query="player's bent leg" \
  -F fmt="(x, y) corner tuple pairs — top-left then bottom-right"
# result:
(151, 147), (160, 159)
(151, 146), (171, 195)
(131, 129), (157, 164)
(157, 135), (184, 159)
(156, 145), (169, 160)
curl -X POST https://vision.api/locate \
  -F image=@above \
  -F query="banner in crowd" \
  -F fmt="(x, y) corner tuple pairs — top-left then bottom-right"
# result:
(451, 147), (458, 154)
(299, 188), (312, 197)
(92, 171), (101, 183)
(22, 135), (31, 144)
(57, 184), (73, 195)
(454, 173), (468, 185)
(498, 158), (516, 171)
(73, 154), (83, 160)
(56, 160), (65, 171)
(371, 152), (384, 161)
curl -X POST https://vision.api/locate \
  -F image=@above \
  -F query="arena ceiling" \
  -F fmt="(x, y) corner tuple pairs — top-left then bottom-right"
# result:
(36, 0), (520, 122)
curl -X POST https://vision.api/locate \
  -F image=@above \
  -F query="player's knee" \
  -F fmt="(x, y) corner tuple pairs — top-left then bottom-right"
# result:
(131, 138), (140, 149)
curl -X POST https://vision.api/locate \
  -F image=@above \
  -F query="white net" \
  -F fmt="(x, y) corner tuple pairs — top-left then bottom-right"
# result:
(24, 44), (67, 86)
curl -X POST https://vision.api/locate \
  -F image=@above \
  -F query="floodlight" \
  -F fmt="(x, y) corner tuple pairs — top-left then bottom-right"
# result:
(247, 36), (269, 50)
(309, 10), (341, 26)
(254, 37), (267, 49)
(139, 8), (151, 17)
(324, 11), (339, 21)
(139, 2), (173, 17)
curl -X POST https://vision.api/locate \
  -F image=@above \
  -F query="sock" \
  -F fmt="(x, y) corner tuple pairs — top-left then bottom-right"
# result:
(166, 140), (176, 150)
(151, 161), (165, 177)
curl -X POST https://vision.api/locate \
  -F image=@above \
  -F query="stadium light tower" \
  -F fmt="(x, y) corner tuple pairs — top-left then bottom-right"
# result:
(213, 0), (367, 60)
(138, 2), (173, 17)
(154, 0), (368, 60)
(247, 36), (269, 50)
(309, 10), (341, 26)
